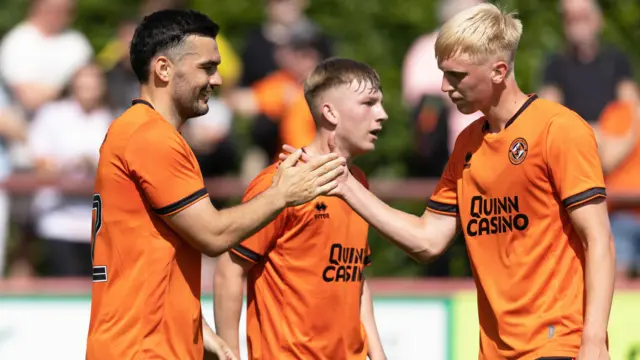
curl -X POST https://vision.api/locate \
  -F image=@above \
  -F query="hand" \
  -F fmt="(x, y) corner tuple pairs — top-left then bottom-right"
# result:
(577, 339), (610, 360)
(272, 146), (346, 207)
(203, 333), (238, 360)
(278, 133), (351, 198)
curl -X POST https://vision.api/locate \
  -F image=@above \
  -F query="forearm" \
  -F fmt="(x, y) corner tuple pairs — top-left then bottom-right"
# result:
(213, 269), (245, 354)
(342, 177), (438, 261)
(598, 134), (636, 174)
(361, 280), (386, 360)
(210, 186), (285, 255)
(582, 232), (615, 343)
(202, 318), (218, 353)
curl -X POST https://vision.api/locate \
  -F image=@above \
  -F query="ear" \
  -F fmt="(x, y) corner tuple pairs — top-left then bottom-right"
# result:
(321, 102), (338, 126)
(153, 55), (172, 82)
(491, 61), (510, 84)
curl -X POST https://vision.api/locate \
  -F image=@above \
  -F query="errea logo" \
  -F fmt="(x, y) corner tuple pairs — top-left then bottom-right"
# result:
(314, 201), (329, 220)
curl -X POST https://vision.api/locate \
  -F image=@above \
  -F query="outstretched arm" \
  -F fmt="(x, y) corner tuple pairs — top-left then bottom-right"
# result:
(341, 174), (459, 263)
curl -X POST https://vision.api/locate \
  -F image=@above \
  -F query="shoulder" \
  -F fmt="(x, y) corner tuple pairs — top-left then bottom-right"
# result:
(243, 163), (278, 201)
(537, 98), (591, 130)
(349, 165), (369, 189)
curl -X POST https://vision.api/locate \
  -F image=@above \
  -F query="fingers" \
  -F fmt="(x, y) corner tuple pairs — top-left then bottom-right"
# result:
(313, 165), (345, 187)
(279, 149), (302, 169)
(306, 152), (341, 171)
(282, 144), (298, 154)
(310, 157), (345, 178)
(314, 180), (339, 197)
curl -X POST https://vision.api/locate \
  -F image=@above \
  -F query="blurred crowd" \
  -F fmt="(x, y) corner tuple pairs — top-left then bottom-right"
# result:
(0, 0), (639, 281)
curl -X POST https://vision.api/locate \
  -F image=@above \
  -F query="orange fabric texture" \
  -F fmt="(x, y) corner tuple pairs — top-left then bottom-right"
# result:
(280, 93), (317, 150)
(428, 95), (606, 359)
(252, 70), (300, 120)
(86, 101), (208, 360)
(231, 163), (371, 360)
(598, 101), (640, 203)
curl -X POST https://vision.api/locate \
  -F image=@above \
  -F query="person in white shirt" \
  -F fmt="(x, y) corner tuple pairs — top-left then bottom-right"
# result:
(0, 84), (27, 277)
(27, 63), (112, 277)
(0, 0), (93, 113)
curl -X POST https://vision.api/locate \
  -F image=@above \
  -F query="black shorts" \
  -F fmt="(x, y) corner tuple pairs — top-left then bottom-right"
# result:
(536, 357), (574, 360)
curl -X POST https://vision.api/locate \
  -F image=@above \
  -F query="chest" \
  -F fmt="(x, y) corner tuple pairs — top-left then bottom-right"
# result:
(280, 197), (369, 266)
(456, 127), (558, 234)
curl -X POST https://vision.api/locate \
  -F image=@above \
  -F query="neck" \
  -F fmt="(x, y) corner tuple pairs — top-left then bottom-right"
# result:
(572, 41), (599, 63)
(482, 77), (529, 133)
(29, 18), (54, 36)
(138, 86), (183, 129)
(305, 130), (353, 164)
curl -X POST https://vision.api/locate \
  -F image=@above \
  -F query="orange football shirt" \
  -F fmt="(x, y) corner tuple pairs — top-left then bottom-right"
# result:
(231, 163), (371, 360)
(427, 95), (605, 359)
(86, 99), (209, 360)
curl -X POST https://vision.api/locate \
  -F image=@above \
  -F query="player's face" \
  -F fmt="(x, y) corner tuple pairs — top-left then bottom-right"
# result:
(330, 80), (388, 157)
(171, 35), (222, 119)
(438, 53), (496, 115)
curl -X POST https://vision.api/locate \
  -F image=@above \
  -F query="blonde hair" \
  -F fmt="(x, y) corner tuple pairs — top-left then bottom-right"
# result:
(304, 57), (381, 121)
(435, 3), (523, 68)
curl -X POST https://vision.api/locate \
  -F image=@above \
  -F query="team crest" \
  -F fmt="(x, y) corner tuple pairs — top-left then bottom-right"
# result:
(508, 138), (528, 165)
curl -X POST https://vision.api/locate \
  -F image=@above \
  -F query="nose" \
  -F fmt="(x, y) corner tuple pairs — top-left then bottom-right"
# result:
(209, 72), (222, 87)
(378, 105), (389, 123)
(441, 75), (453, 93)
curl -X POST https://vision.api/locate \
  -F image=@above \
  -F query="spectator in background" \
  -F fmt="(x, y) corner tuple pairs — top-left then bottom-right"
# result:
(226, 22), (330, 180)
(539, 0), (637, 123)
(401, 0), (484, 177)
(597, 94), (640, 279)
(239, 0), (332, 87)
(0, 83), (27, 277)
(27, 63), (111, 277)
(0, 0), (93, 114)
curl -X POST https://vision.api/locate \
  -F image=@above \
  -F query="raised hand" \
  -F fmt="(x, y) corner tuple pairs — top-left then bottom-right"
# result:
(272, 148), (346, 207)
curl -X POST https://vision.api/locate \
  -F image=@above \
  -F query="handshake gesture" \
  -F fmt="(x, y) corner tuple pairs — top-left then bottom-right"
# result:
(271, 134), (349, 206)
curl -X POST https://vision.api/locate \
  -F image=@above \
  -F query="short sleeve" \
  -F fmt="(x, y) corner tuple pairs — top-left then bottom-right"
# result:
(426, 132), (466, 216)
(546, 112), (606, 209)
(231, 168), (284, 263)
(126, 124), (208, 215)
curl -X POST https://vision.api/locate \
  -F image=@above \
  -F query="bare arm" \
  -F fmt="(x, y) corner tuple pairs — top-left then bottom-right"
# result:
(568, 198), (615, 348)
(341, 174), (459, 263)
(203, 317), (237, 360)
(214, 252), (253, 358)
(594, 101), (640, 174)
(360, 278), (386, 360)
(164, 152), (345, 257)
(597, 129), (637, 174)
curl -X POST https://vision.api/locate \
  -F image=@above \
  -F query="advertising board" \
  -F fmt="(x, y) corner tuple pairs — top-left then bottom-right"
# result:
(0, 296), (449, 360)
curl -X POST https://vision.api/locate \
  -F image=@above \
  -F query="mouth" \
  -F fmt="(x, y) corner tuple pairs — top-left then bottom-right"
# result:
(369, 128), (382, 138)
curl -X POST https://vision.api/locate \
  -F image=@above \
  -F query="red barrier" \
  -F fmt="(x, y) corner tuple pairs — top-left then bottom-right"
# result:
(2, 173), (640, 204)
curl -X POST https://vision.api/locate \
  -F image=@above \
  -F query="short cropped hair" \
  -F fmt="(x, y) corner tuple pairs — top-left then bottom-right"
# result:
(130, 9), (220, 83)
(435, 3), (522, 69)
(304, 57), (381, 121)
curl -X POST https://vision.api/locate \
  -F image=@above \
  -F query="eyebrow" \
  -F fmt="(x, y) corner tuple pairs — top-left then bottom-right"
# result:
(198, 59), (221, 67)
